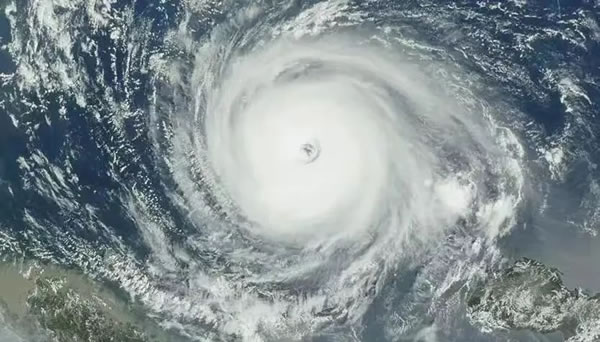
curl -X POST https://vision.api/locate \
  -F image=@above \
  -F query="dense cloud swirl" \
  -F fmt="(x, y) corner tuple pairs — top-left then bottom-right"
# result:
(3, 0), (600, 341)
(147, 6), (524, 338)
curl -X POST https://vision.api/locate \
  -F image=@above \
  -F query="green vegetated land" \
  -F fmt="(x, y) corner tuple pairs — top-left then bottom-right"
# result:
(0, 262), (153, 342)
(27, 277), (148, 342)
(467, 258), (600, 339)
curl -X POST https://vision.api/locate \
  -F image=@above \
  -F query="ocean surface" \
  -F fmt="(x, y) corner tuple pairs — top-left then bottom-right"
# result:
(0, 0), (600, 341)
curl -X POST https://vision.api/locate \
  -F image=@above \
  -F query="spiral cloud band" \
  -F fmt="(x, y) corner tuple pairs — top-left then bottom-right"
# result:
(10, 0), (600, 339)
(205, 37), (498, 243)
(147, 5), (525, 338)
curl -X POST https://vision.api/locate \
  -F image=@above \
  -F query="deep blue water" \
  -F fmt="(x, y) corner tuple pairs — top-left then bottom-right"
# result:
(1, 0), (600, 341)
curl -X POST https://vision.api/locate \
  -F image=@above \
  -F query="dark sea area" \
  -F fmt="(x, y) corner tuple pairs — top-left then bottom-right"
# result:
(1, 0), (600, 341)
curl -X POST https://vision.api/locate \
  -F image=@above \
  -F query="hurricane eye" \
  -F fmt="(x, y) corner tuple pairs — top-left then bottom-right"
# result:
(300, 141), (320, 163)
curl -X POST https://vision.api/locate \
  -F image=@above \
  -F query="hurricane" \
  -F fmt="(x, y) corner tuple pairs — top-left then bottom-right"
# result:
(0, 0), (599, 341)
